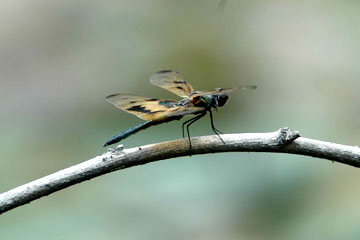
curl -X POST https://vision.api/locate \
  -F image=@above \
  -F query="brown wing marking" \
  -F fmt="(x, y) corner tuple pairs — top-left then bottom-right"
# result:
(150, 70), (195, 98)
(106, 94), (204, 121)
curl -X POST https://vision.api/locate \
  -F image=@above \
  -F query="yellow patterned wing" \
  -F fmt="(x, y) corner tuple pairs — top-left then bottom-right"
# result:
(105, 94), (204, 121)
(150, 70), (195, 98)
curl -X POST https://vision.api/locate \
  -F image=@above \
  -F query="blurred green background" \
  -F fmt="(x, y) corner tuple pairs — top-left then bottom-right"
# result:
(1, 1), (360, 239)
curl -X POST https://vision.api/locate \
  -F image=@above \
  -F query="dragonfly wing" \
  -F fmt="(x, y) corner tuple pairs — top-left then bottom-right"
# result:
(106, 94), (204, 121)
(234, 85), (257, 90)
(190, 85), (257, 97)
(150, 70), (195, 97)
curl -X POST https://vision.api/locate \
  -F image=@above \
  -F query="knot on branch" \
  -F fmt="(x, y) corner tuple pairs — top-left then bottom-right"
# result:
(277, 127), (301, 146)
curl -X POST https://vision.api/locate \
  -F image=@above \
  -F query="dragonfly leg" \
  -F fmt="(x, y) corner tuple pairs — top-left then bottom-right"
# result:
(182, 115), (199, 138)
(209, 110), (225, 144)
(183, 112), (207, 150)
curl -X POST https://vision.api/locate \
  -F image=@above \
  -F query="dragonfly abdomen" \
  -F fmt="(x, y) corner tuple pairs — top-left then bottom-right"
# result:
(103, 121), (154, 147)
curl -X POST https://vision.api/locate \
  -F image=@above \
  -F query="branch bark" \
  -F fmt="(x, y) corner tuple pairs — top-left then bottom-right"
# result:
(1, 127), (360, 215)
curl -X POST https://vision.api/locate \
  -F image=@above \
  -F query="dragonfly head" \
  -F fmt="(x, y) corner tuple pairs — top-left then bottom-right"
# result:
(214, 92), (229, 108)
(209, 88), (229, 110)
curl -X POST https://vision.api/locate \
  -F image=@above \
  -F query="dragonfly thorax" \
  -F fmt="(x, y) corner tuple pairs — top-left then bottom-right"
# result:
(191, 93), (229, 110)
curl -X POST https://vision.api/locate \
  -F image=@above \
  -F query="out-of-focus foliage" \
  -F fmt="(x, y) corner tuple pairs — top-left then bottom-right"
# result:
(1, 1), (360, 239)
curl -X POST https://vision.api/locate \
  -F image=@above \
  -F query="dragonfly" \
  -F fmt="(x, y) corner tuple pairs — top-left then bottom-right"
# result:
(103, 70), (256, 148)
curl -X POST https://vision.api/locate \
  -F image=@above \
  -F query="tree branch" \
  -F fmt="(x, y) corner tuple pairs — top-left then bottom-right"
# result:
(1, 127), (360, 215)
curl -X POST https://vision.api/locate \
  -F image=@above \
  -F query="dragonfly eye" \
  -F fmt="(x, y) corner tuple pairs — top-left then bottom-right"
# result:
(217, 94), (229, 107)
